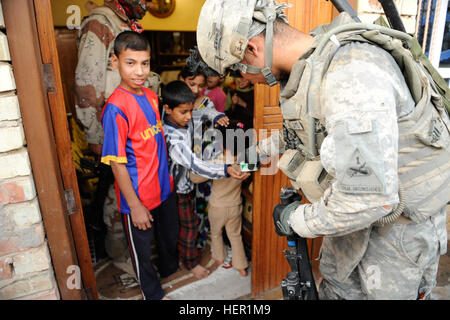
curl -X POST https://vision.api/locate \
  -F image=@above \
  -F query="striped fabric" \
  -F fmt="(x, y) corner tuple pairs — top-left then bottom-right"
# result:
(162, 115), (228, 194)
(101, 86), (173, 213)
(176, 191), (199, 270)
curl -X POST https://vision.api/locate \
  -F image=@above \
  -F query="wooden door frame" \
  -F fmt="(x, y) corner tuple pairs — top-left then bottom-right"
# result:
(3, 0), (98, 300)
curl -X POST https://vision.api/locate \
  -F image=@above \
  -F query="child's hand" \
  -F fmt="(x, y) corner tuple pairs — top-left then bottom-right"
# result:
(215, 116), (229, 127)
(231, 94), (247, 108)
(129, 202), (154, 231)
(227, 165), (251, 180)
(231, 93), (239, 106)
(237, 97), (247, 108)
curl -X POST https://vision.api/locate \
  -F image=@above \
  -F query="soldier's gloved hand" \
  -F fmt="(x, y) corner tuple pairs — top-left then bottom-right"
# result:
(272, 201), (301, 236)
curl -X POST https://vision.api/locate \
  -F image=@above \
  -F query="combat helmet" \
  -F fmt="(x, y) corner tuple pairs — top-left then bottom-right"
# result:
(196, 0), (289, 87)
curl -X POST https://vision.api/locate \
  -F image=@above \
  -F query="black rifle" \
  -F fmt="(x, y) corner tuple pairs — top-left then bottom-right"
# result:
(279, 187), (319, 300)
(377, 0), (406, 32)
(329, 0), (360, 22)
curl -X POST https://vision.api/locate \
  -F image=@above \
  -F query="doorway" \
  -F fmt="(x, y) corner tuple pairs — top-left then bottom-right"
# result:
(54, 24), (257, 299)
(8, 0), (337, 300)
(2, 0), (97, 300)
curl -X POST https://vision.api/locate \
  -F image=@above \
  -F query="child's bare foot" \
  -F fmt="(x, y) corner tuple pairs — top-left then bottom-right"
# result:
(238, 269), (248, 277)
(214, 260), (224, 267)
(161, 295), (172, 300)
(178, 260), (185, 269)
(190, 264), (210, 279)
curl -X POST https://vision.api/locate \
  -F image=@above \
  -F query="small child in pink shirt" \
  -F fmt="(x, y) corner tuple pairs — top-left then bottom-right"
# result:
(202, 75), (227, 112)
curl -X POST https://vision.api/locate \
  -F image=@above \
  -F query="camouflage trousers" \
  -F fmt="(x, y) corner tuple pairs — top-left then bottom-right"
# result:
(319, 207), (447, 300)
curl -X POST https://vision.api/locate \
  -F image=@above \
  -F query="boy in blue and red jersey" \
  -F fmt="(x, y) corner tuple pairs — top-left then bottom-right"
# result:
(100, 31), (178, 300)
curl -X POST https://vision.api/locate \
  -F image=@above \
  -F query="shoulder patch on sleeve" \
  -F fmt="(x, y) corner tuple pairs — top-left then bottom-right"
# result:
(337, 148), (384, 194)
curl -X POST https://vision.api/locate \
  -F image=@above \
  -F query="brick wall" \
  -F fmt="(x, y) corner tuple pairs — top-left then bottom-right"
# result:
(0, 0), (59, 300)
(357, 0), (418, 33)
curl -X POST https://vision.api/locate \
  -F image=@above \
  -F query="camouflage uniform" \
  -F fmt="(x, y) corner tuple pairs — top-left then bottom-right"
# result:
(194, 1), (449, 300)
(74, 1), (160, 268)
(75, 0), (160, 145)
(286, 41), (448, 300)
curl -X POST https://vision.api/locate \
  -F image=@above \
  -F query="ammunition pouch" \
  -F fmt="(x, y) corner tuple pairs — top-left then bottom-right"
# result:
(278, 149), (331, 202)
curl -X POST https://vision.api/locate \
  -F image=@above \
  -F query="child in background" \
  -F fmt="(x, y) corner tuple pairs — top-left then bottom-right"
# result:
(178, 67), (229, 158)
(178, 67), (229, 249)
(207, 121), (250, 277)
(100, 31), (178, 300)
(178, 68), (228, 126)
(161, 80), (247, 279)
(225, 77), (254, 130)
(202, 75), (227, 112)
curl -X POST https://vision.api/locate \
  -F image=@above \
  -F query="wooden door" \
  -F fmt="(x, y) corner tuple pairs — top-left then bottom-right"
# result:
(54, 28), (78, 117)
(33, 0), (98, 299)
(2, 0), (98, 299)
(251, 0), (348, 297)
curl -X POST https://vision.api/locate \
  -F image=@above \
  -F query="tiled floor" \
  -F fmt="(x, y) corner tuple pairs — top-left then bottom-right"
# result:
(95, 206), (450, 300)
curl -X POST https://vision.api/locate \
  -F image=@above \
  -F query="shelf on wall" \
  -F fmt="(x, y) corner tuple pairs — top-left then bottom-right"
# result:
(144, 30), (196, 74)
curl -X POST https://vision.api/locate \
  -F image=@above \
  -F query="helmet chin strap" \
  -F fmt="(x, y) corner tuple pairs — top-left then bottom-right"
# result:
(261, 4), (278, 86)
(232, 63), (277, 87)
(233, 4), (278, 87)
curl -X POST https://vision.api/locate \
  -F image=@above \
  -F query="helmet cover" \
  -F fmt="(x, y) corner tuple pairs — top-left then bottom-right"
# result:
(197, 0), (258, 75)
(197, 0), (289, 86)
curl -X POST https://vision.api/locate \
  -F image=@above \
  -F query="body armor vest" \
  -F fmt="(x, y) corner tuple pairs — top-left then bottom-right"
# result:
(278, 13), (450, 222)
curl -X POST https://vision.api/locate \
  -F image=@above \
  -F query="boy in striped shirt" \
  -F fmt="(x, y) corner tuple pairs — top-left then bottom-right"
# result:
(161, 80), (249, 279)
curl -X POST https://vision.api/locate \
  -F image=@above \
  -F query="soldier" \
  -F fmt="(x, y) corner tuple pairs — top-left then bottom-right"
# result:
(74, 0), (159, 272)
(75, 0), (158, 153)
(196, 0), (450, 299)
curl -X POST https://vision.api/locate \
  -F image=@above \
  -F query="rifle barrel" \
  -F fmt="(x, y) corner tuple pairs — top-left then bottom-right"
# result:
(378, 0), (407, 32)
(329, 0), (361, 22)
